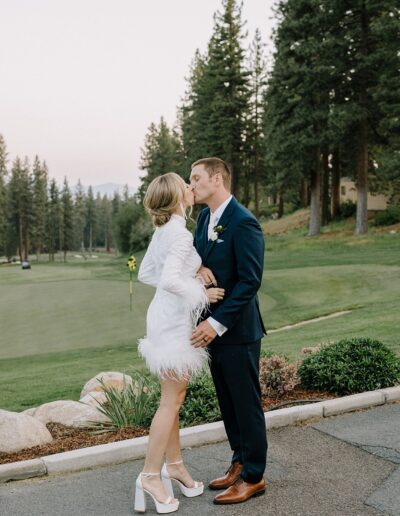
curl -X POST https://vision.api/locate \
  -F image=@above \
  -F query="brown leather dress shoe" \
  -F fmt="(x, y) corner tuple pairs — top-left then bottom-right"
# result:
(213, 477), (266, 504)
(208, 462), (243, 490)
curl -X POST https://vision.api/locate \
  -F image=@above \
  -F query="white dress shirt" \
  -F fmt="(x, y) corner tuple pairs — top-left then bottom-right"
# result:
(206, 195), (232, 337)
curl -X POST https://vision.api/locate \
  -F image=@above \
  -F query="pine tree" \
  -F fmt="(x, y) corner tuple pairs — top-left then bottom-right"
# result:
(265, 0), (341, 234)
(7, 157), (33, 260)
(139, 118), (183, 200)
(47, 179), (60, 262)
(243, 28), (267, 215)
(100, 194), (112, 252)
(0, 134), (8, 255)
(74, 179), (86, 254)
(179, 50), (209, 170)
(180, 0), (250, 197)
(86, 186), (97, 255)
(31, 156), (48, 259)
(60, 177), (74, 262)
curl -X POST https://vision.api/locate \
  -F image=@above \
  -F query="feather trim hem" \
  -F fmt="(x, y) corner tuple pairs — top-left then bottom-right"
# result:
(137, 337), (209, 381)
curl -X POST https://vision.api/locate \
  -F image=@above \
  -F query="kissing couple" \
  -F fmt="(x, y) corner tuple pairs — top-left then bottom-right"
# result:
(135, 157), (267, 513)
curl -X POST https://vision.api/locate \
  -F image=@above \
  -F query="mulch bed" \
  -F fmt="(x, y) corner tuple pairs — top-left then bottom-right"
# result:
(0, 387), (335, 465)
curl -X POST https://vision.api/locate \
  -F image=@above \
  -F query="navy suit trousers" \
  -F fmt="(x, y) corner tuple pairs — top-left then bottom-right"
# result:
(208, 340), (267, 483)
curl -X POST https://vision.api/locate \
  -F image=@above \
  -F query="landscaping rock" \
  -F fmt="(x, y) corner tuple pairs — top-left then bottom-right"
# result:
(31, 400), (109, 427)
(80, 371), (133, 399)
(80, 391), (108, 407)
(21, 407), (37, 416)
(0, 409), (53, 453)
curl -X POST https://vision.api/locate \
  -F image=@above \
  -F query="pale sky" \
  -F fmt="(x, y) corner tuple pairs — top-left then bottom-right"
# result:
(1, 0), (277, 190)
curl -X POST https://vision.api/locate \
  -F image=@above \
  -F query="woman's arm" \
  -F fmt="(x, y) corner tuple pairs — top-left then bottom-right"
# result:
(138, 244), (157, 288)
(159, 230), (209, 317)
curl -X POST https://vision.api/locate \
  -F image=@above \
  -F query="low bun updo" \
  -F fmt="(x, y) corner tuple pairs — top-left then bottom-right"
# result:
(143, 172), (186, 227)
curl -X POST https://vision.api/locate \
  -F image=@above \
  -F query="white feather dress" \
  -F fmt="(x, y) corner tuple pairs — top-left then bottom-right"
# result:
(137, 214), (209, 380)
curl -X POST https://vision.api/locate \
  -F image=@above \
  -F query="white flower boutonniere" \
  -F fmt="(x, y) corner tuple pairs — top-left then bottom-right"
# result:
(209, 224), (226, 242)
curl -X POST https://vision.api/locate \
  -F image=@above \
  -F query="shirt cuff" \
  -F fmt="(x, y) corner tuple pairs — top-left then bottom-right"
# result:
(207, 317), (228, 337)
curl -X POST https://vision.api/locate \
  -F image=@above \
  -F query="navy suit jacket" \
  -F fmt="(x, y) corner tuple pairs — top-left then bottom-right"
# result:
(194, 196), (266, 346)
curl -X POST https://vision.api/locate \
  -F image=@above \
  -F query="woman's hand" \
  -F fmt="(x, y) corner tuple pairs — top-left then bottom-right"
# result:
(196, 266), (217, 287)
(206, 287), (225, 304)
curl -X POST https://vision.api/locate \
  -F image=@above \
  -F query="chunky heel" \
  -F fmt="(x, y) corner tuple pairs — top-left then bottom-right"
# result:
(134, 473), (179, 514)
(134, 479), (146, 513)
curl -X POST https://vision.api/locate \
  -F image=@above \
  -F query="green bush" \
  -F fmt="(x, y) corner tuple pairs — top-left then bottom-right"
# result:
(335, 200), (357, 220)
(298, 337), (400, 394)
(179, 372), (221, 427)
(373, 206), (400, 227)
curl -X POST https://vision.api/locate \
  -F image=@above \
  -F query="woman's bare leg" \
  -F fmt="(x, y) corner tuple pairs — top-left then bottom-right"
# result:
(165, 414), (200, 488)
(141, 377), (187, 502)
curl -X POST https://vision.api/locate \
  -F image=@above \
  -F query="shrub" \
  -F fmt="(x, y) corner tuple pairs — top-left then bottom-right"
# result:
(373, 206), (400, 227)
(179, 372), (221, 427)
(298, 337), (400, 394)
(259, 355), (300, 398)
(335, 200), (357, 220)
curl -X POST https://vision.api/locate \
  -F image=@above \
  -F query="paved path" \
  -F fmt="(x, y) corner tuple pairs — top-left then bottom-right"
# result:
(1, 403), (399, 516)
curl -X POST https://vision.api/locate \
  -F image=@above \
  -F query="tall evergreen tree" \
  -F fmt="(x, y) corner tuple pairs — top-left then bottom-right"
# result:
(47, 179), (60, 262)
(74, 179), (86, 253)
(86, 185), (97, 255)
(31, 156), (48, 259)
(7, 157), (33, 260)
(60, 177), (74, 262)
(0, 134), (8, 254)
(180, 0), (250, 197)
(243, 28), (267, 215)
(139, 118), (183, 200)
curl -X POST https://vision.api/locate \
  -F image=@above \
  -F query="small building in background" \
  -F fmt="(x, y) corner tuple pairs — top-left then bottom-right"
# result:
(340, 177), (388, 211)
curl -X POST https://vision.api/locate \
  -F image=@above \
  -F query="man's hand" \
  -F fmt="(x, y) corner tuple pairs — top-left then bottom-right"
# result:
(191, 320), (217, 348)
(196, 266), (217, 287)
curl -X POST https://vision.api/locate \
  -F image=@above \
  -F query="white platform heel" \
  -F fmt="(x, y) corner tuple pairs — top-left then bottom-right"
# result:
(161, 460), (204, 498)
(134, 472), (179, 514)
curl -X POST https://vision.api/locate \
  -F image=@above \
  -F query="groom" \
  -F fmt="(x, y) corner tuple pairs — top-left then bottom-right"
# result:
(189, 157), (267, 504)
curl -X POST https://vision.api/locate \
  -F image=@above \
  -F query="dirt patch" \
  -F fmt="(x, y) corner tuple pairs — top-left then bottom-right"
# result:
(0, 388), (335, 465)
(262, 209), (310, 235)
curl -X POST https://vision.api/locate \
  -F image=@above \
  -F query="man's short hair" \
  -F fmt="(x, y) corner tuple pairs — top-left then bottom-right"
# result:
(191, 157), (232, 190)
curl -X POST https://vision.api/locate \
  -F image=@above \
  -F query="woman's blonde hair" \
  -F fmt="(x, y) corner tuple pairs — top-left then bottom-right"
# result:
(143, 172), (188, 227)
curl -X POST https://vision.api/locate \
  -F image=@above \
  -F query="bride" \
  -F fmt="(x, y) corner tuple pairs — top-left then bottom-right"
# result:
(135, 172), (225, 513)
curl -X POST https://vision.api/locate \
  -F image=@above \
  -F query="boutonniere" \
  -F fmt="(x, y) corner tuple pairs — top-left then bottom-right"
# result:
(210, 224), (226, 241)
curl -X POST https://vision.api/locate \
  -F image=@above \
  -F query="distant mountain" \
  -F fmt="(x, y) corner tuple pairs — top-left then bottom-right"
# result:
(69, 182), (137, 197)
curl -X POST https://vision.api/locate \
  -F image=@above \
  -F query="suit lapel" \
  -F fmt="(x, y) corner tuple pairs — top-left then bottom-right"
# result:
(203, 197), (237, 262)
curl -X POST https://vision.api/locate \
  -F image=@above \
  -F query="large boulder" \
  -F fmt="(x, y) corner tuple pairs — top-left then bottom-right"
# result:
(80, 371), (133, 399)
(0, 409), (53, 453)
(30, 400), (109, 427)
(79, 390), (108, 407)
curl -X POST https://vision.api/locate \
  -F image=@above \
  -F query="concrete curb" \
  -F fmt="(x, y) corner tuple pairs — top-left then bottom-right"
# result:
(2, 386), (399, 483)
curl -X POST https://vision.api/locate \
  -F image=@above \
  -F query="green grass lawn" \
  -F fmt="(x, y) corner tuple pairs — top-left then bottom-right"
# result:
(1, 222), (399, 412)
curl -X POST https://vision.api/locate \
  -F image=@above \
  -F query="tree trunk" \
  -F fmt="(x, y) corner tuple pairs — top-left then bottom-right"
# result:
(321, 148), (331, 226)
(308, 146), (322, 236)
(278, 190), (284, 218)
(242, 169), (250, 207)
(331, 147), (340, 219)
(254, 167), (259, 218)
(355, 119), (368, 235)
(105, 226), (110, 253)
(18, 219), (23, 261)
(89, 224), (93, 255)
(355, 4), (369, 235)
(299, 178), (308, 208)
